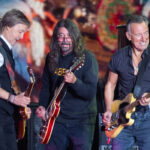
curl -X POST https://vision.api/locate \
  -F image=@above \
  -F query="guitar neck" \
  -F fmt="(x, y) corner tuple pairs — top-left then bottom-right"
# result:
(54, 80), (65, 99)
(126, 93), (150, 111)
(24, 83), (34, 97)
(47, 80), (65, 111)
(146, 93), (150, 99)
(126, 100), (140, 111)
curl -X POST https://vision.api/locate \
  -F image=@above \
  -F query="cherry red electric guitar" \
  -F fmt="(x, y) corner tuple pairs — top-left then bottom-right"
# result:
(39, 55), (85, 144)
(15, 66), (35, 140)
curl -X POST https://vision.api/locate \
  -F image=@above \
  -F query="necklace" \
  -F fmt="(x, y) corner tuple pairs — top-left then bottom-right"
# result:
(132, 51), (141, 73)
(134, 66), (139, 72)
(132, 60), (139, 73)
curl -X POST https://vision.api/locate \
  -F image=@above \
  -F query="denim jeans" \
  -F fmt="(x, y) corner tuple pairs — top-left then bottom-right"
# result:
(46, 121), (95, 150)
(34, 115), (46, 150)
(112, 109), (150, 150)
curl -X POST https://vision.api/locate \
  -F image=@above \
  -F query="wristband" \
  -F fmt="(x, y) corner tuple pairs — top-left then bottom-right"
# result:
(8, 93), (11, 100)
(8, 94), (15, 103)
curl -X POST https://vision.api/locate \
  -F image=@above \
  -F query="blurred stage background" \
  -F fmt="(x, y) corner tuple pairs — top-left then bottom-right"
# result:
(0, 0), (150, 101)
(0, 0), (150, 150)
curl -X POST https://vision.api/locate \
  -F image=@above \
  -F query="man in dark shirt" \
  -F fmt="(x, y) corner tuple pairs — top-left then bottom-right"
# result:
(36, 19), (99, 150)
(0, 9), (31, 150)
(103, 15), (150, 150)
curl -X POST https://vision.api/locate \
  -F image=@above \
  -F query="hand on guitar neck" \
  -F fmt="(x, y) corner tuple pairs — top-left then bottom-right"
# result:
(12, 92), (31, 107)
(64, 70), (77, 84)
(139, 93), (150, 106)
(9, 92), (31, 119)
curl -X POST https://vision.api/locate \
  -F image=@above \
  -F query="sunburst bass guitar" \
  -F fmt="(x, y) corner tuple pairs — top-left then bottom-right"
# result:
(39, 55), (85, 144)
(105, 93), (150, 139)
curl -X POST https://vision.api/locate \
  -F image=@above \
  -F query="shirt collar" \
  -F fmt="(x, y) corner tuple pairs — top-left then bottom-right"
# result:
(127, 44), (150, 59)
(143, 45), (150, 56)
(0, 35), (12, 50)
(127, 45), (132, 57)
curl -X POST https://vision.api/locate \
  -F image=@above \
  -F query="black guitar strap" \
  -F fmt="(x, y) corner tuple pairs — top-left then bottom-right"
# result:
(133, 48), (150, 98)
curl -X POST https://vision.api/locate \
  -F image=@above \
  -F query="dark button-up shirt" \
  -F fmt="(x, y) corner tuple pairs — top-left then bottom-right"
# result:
(109, 45), (150, 100)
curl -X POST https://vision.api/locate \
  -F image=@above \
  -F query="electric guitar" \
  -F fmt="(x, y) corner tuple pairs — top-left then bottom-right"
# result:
(15, 66), (35, 140)
(105, 93), (150, 138)
(39, 55), (85, 144)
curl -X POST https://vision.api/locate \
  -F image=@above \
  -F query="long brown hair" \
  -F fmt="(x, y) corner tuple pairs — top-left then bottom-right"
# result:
(48, 19), (85, 72)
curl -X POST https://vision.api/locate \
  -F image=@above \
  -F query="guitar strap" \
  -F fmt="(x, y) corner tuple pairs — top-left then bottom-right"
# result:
(0, 46), (19, 94)
(133, 47), (150, 98)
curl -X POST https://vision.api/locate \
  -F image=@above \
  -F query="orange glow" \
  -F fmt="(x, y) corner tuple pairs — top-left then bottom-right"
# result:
(35, 0), (45, 2)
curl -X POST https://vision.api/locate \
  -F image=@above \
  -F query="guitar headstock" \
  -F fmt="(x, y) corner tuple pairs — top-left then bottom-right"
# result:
(70, 54), (85, 72)
(27, 66), (35, 83)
